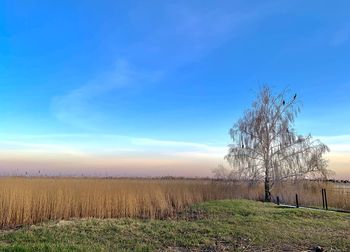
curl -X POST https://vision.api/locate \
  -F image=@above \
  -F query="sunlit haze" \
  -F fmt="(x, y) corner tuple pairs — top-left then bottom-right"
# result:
(0, 1), (349, 179)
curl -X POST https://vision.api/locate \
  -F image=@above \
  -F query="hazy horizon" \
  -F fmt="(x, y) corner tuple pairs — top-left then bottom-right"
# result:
(0, 1), (349, 179)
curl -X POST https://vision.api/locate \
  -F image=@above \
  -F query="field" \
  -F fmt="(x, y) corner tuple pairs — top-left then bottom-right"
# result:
(0, 200), (349, 251)
(0, 177), (349, 228)
(0, 177), (263, 227)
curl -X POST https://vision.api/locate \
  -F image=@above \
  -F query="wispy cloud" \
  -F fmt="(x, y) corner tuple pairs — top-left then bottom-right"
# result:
(0, 133), (226, 158)
(330, 25), (350, 47)
(51, 2), (285, 131)
(128, 1), (283, 67)
(316, 135), (350, 153)
(51, 60), (162, 129)
(1, 133), (348, 178)
(0, 133), (226, 176)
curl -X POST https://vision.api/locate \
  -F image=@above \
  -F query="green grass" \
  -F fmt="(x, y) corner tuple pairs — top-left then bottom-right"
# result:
(0, 200), (349, 251)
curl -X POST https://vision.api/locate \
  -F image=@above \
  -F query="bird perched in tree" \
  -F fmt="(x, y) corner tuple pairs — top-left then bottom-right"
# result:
(293, 94), (297, 100)
(242, 144), (244, 148)
(282, 100), (285, 105)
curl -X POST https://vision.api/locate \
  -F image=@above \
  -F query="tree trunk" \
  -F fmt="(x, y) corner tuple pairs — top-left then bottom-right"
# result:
(264, 176), (271, 202)
(264, 163), (271, 202)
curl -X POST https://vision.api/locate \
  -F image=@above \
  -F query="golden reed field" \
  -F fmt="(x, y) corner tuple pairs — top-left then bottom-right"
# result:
(0, 177), (348, 228)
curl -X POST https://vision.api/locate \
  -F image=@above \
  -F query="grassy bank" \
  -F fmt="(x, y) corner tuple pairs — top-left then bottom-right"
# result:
(0, 200), (349, 251)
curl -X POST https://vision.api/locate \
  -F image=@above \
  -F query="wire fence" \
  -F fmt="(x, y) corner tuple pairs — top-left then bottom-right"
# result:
(272, 187), (350, 213)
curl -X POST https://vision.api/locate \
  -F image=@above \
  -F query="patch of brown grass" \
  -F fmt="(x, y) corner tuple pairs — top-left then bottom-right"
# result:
(271, 180), (350, 210)
(0, 177), (262, 227)
(0, 177), (348, 228)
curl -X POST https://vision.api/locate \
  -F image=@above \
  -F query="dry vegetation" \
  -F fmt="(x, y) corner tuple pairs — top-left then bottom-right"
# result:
(0, 177), (256, 227)
(0, 177), (348, 228)
(271, 180), (350, 210)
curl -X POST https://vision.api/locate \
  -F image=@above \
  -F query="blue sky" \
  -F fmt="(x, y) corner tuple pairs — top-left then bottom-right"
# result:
(0, 1), (349, 178)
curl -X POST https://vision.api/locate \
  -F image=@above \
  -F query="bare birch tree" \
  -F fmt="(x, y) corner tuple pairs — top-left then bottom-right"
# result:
(225, 86), (330, 201)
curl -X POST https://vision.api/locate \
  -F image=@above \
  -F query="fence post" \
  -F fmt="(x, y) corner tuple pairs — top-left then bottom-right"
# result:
(295, 194), (299, 208)
(321, 189), (325, 210)
(276, 196), (280, 205)
(324, 189), (328, 210)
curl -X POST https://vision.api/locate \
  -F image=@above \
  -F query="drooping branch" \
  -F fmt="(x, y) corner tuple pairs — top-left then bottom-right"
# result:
(224, 86), (331, 200)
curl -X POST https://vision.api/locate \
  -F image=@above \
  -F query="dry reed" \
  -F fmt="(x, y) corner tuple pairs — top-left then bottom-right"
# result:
(0, 177), (348, 228)
(0, 177), (256, 227)
(271, 180), (350, 210)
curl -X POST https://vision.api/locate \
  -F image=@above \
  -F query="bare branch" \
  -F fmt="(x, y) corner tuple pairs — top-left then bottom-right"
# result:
(223, 85), (331, 202)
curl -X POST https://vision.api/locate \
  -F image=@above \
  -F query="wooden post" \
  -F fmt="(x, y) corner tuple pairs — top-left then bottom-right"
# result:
(324, 189), (328, 210)
(295, 194), (299, 208)
(321, 189), (325, 210)
(276, 196), (280, 205)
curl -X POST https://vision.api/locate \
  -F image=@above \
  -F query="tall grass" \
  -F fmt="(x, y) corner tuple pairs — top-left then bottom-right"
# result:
(271, 180), (350, 210)
(0, 177), (348, 228)
(0, 177), (260, 227)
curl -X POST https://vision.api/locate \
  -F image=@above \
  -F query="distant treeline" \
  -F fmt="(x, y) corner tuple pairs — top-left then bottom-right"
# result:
(0, 174), (349, 184)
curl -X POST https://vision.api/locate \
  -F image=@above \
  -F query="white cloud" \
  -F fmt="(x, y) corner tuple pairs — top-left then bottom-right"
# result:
(316, 135), (350, 153)
(1, 133), (348, 178)
(0, 133), (226, 159)
(51, 60), (162, 129)
(51, 2), (287, 131)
